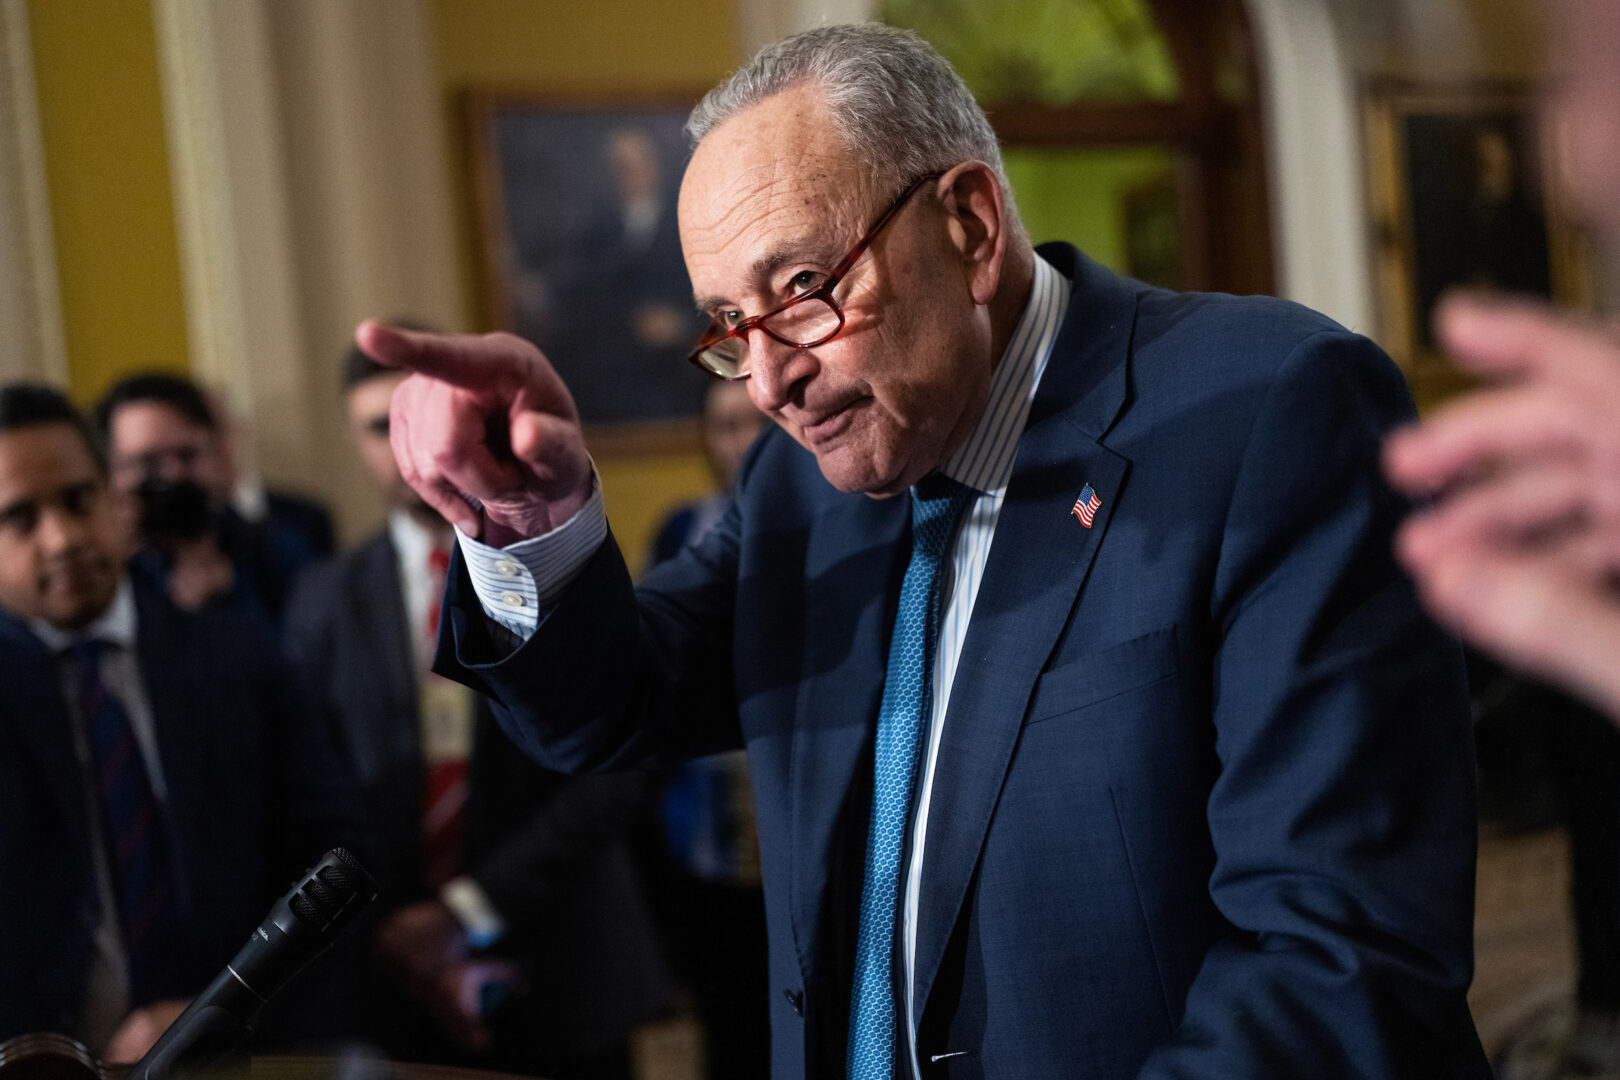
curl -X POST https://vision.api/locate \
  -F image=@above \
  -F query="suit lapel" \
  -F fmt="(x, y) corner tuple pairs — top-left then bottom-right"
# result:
(911, 246), (1139, 1020)
(789, 491), (909, 984)
(133, 578), (209, 915)
(135, 584), (187, 794)
(0, 614), (90, 854)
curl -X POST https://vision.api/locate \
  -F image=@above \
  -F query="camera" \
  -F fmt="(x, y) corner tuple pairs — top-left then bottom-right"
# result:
(134, 476), (216, 544)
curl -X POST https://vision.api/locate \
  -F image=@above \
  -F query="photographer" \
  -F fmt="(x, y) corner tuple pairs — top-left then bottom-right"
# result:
(95, 374), (332, 623)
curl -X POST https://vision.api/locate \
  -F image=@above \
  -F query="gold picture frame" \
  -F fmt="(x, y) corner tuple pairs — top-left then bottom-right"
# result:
(1361, 80), (1590, 402)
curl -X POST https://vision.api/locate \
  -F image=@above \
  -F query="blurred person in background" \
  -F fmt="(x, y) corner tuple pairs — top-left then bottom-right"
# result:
(285, 344), (670, 1080)
(649, 379), (766, 562)
(644, 378), (769, 1079)
(95, 374), (331, 623)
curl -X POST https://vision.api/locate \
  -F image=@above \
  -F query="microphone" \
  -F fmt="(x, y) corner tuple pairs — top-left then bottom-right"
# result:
(125, 848), (377, 1080)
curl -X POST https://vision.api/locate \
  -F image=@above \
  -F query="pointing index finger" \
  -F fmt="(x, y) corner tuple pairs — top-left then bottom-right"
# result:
(355, 319), (525, 394)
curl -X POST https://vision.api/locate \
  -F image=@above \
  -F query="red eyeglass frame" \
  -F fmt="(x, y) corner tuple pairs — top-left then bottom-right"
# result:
(687, 171), (946, 379)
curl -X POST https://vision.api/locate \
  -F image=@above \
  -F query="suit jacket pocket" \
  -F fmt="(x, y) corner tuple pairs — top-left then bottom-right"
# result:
(1025, 625), (1180, 725)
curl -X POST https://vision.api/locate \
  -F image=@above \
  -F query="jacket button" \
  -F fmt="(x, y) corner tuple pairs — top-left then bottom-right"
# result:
(783, 988), (804, 1015)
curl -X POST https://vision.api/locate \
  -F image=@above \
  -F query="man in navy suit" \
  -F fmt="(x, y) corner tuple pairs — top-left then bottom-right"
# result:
(284, 347), (668, 1079)
(366, 24), (1487, 1079)
(0, 384), (358, 1062)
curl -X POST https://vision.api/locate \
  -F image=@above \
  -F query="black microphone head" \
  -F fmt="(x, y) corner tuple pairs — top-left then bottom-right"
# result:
(288, 848), (376, 928)
(233, 850), (377, 996)
(123, 850), (379, 1080)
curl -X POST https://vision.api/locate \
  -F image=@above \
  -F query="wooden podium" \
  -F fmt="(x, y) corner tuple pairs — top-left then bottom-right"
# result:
(0, 1034), (124, 1080)
(0, 1036), (544, 1080)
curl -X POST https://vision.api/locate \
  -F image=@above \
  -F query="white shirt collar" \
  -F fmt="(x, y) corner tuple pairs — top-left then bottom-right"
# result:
(940, 253), (1070, 495)
(31, 577), (138, 653)
(233, 476), (269, 524)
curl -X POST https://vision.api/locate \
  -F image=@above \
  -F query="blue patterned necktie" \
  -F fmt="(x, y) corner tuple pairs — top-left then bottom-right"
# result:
(848, 473), (976, 1080)
(70, 640), (182, 1004)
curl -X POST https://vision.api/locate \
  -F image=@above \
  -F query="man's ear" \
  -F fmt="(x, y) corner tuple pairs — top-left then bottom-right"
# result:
(936, 161), (1009, 306)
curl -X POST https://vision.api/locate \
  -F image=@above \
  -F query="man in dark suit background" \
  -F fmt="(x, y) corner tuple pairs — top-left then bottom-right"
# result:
(642, 377), (770, 1079)
(0, 383), (358, 1062)
(95, 374), (333, 624)
(283, 347), (669, 1080)
(368, 24), (1487, 1079)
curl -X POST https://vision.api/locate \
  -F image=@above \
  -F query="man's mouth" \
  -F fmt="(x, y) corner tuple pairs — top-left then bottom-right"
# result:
(799, 398), (864, 446)
(41, 555), (104, 596)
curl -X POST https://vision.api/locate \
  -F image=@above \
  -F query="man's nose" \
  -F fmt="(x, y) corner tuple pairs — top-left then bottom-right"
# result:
(746, 336), (818, 412)
(35, 505), (86, 554)
(154, 455), (190, 483)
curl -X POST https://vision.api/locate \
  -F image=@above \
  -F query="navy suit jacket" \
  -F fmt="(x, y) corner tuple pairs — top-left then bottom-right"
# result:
(285, 530), (670, 1062)
(438, 247), (1489, 1079)
(0, 566), (359, 1044)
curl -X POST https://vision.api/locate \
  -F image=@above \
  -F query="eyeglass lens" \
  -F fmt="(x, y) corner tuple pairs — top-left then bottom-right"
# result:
(696, 296), (842, 377)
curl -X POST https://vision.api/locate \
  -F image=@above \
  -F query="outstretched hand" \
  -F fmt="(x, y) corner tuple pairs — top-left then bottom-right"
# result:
(357, 321), (593, 547)
(1384, 294), (1620, 717)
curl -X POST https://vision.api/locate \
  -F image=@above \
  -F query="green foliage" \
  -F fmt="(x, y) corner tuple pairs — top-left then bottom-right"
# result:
(1003, 146), (1177, 282)
(882, 0), (1178, 104)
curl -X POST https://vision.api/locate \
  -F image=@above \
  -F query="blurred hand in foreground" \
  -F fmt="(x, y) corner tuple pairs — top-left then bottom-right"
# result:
(1386, 294), (1620, 718)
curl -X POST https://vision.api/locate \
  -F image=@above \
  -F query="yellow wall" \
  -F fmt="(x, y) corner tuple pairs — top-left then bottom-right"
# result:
(27, 0), (189, 404)
(431, 0), (738, 573)
(432, 0), (739, 88)
(599, 448), (719, 574)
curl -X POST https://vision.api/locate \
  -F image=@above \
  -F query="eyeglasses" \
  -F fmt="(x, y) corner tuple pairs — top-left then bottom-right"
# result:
(687, 171), (944, 380)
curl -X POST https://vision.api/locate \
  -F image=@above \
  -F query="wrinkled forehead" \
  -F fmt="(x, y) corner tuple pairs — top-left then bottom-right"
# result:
(678, 86), (879, 283)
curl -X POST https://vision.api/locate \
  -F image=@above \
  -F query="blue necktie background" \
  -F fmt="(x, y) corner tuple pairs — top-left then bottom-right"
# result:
(848, 474), (976, 1080)
(71, 640), (183, 1005)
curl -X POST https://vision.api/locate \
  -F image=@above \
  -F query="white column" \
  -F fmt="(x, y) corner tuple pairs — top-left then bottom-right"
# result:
(1246, 0), (1376, 335)
(153, 0), (463, 539)
(260, 0), (466, 538)
(0, 0), (67, 386)
(153, 0), (308, 469)
(264, 0), (464, 356)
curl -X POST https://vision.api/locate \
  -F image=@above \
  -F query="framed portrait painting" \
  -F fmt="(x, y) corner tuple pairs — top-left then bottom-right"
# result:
(1362, 81), (1590, 399)
(466, 91), (714, 450)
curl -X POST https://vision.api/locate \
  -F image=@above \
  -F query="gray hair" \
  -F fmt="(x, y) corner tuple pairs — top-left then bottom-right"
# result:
(686, 23), (1021, 229)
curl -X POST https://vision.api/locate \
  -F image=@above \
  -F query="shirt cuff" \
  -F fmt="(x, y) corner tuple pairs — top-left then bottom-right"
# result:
(456, 471), (608, 643)
(439, 876), (506, 950)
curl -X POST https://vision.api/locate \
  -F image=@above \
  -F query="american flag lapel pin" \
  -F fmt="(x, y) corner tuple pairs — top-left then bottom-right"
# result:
(1071, 483), (1102, 528)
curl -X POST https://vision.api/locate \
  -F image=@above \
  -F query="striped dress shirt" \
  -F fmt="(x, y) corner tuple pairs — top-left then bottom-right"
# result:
(899, 255), (1067, 1077)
